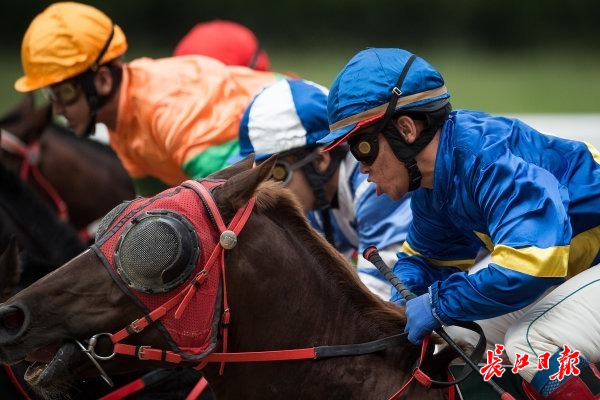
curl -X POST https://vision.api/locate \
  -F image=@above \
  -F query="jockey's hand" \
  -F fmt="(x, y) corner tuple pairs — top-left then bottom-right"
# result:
(405, 293), (441, 345)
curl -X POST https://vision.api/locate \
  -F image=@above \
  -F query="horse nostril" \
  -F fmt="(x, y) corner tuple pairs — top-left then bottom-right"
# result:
(2, 307), (25, 331)
(0, 305), (28, 341)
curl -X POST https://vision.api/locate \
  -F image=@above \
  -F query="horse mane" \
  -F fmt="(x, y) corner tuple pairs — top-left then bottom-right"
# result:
(252, 180), (407, 333)
(249, 185), (455, 379)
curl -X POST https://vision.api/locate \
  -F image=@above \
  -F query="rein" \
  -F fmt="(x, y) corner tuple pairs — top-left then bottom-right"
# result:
(0, 128), (98, 242)
(80, 179), (464, 399)
(0, 128), (68, 221)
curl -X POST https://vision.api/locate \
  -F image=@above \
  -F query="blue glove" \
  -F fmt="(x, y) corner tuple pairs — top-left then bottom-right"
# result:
(405, 293), (441, 345)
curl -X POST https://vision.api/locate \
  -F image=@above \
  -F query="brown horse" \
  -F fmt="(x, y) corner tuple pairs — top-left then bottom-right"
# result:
(0, 94), (134, 239)
(0, 156), (452, 400)
(0, 154), (208, 399)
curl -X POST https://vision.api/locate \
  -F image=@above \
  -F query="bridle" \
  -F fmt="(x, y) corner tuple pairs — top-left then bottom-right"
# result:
(81, 178), (484, 399)
(0, 128), (68, 221)
(0, 128), (97, 242)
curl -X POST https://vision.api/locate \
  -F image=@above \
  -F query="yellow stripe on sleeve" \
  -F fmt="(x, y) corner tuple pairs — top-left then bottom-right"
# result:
(400, 242), (475, 271)
(491, 244), (569, 277)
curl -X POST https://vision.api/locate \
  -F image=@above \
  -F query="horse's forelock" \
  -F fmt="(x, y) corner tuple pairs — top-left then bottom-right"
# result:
(252, 180), (296, 212)
(252, 181), (407, 332)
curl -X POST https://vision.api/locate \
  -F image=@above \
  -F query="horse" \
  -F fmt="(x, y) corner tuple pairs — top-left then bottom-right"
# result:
(0, 93), (135, 241)
(0, 155), (455, 400)
(0, 158), (86, 291)
(0, 159), (209, 400)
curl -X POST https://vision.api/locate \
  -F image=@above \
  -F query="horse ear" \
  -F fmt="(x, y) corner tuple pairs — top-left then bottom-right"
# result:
(29, 104), (52, 138)
(213, 155), (277, 216)
(207, 154), (256, 180)
(18, 101), (52, 143)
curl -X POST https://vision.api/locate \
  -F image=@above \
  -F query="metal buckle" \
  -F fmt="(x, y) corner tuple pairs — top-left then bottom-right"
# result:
(130, 319), (143, 333)
(137, 345), (150, 360)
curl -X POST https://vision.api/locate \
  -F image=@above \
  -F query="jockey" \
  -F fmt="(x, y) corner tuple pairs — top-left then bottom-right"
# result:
(15, 2), (282, 196)
(173, 19), (271, 71)
(319, 47), (600, 399)
(230, 78), (413, 300)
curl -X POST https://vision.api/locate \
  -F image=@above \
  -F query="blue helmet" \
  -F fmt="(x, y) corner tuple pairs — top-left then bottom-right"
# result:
(231, 78), (330, 163)
(319, 48), (450, 150)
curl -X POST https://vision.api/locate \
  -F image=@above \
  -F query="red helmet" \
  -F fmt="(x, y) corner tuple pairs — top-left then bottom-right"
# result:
(173, 20), (270, 71)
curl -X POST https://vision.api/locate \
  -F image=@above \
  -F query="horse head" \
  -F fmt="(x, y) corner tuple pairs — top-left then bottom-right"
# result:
(0, 156), (449, 400)
(0, 93), (50, 144)
(0, 93), (135, 234)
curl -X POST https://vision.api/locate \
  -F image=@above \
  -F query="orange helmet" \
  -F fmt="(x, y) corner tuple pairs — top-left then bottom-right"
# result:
(15, 2), (128, 92)
(173, 20), (270, 71)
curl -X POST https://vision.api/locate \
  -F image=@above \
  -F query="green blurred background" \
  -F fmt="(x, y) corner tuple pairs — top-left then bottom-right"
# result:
(1, 0), (599, 115)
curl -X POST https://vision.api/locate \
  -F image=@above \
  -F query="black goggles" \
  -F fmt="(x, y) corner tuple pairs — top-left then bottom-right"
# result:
(42, 79), (82, 106)
(348, 131), (380, 166)
(270, 152), (319, 185)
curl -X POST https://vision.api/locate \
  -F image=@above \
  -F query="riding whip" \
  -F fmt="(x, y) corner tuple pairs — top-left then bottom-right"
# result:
(363, 246), (516, 400)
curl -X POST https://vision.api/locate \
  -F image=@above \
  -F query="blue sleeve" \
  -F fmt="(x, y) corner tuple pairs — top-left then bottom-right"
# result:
(391, 254), (461, 302)
(390, 189), (480, 302)
(433, 152), (570, 322)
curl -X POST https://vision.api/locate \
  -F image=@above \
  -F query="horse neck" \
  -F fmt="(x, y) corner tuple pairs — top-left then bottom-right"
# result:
(32, 126), (134, 228)
(230, 210), (403, 341)
(203, 210), (437, 399)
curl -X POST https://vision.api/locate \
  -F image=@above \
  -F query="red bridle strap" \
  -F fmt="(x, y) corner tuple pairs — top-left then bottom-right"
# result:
(179, 180), (257, 374)
(97, 179), (451, 398)
(109, 180), (256, 371)
(0, 128), (69, 221)
(3, 365), (32, 400)
(388, 335), (431, 400)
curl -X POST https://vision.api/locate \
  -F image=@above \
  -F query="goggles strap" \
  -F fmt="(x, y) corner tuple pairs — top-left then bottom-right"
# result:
(91, 25), (116, 72)
(374, 54), (417, 134)
(299, 148), (344, 244)
(367, 54), (425, 191)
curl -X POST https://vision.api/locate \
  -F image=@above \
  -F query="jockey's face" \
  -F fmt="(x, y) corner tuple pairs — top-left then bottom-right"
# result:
(47, 79), (92, 137)
(358, 134), (410, 201)
(45, 65), (118, 137)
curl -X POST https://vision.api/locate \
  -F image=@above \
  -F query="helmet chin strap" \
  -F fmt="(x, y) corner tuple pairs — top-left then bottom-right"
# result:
(79, 65), (121, 135)
(79, 71), (100, 135)
(381, 120), (439, 192)
(381, 103), (451, 192)
(298, 148), (345, 245)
